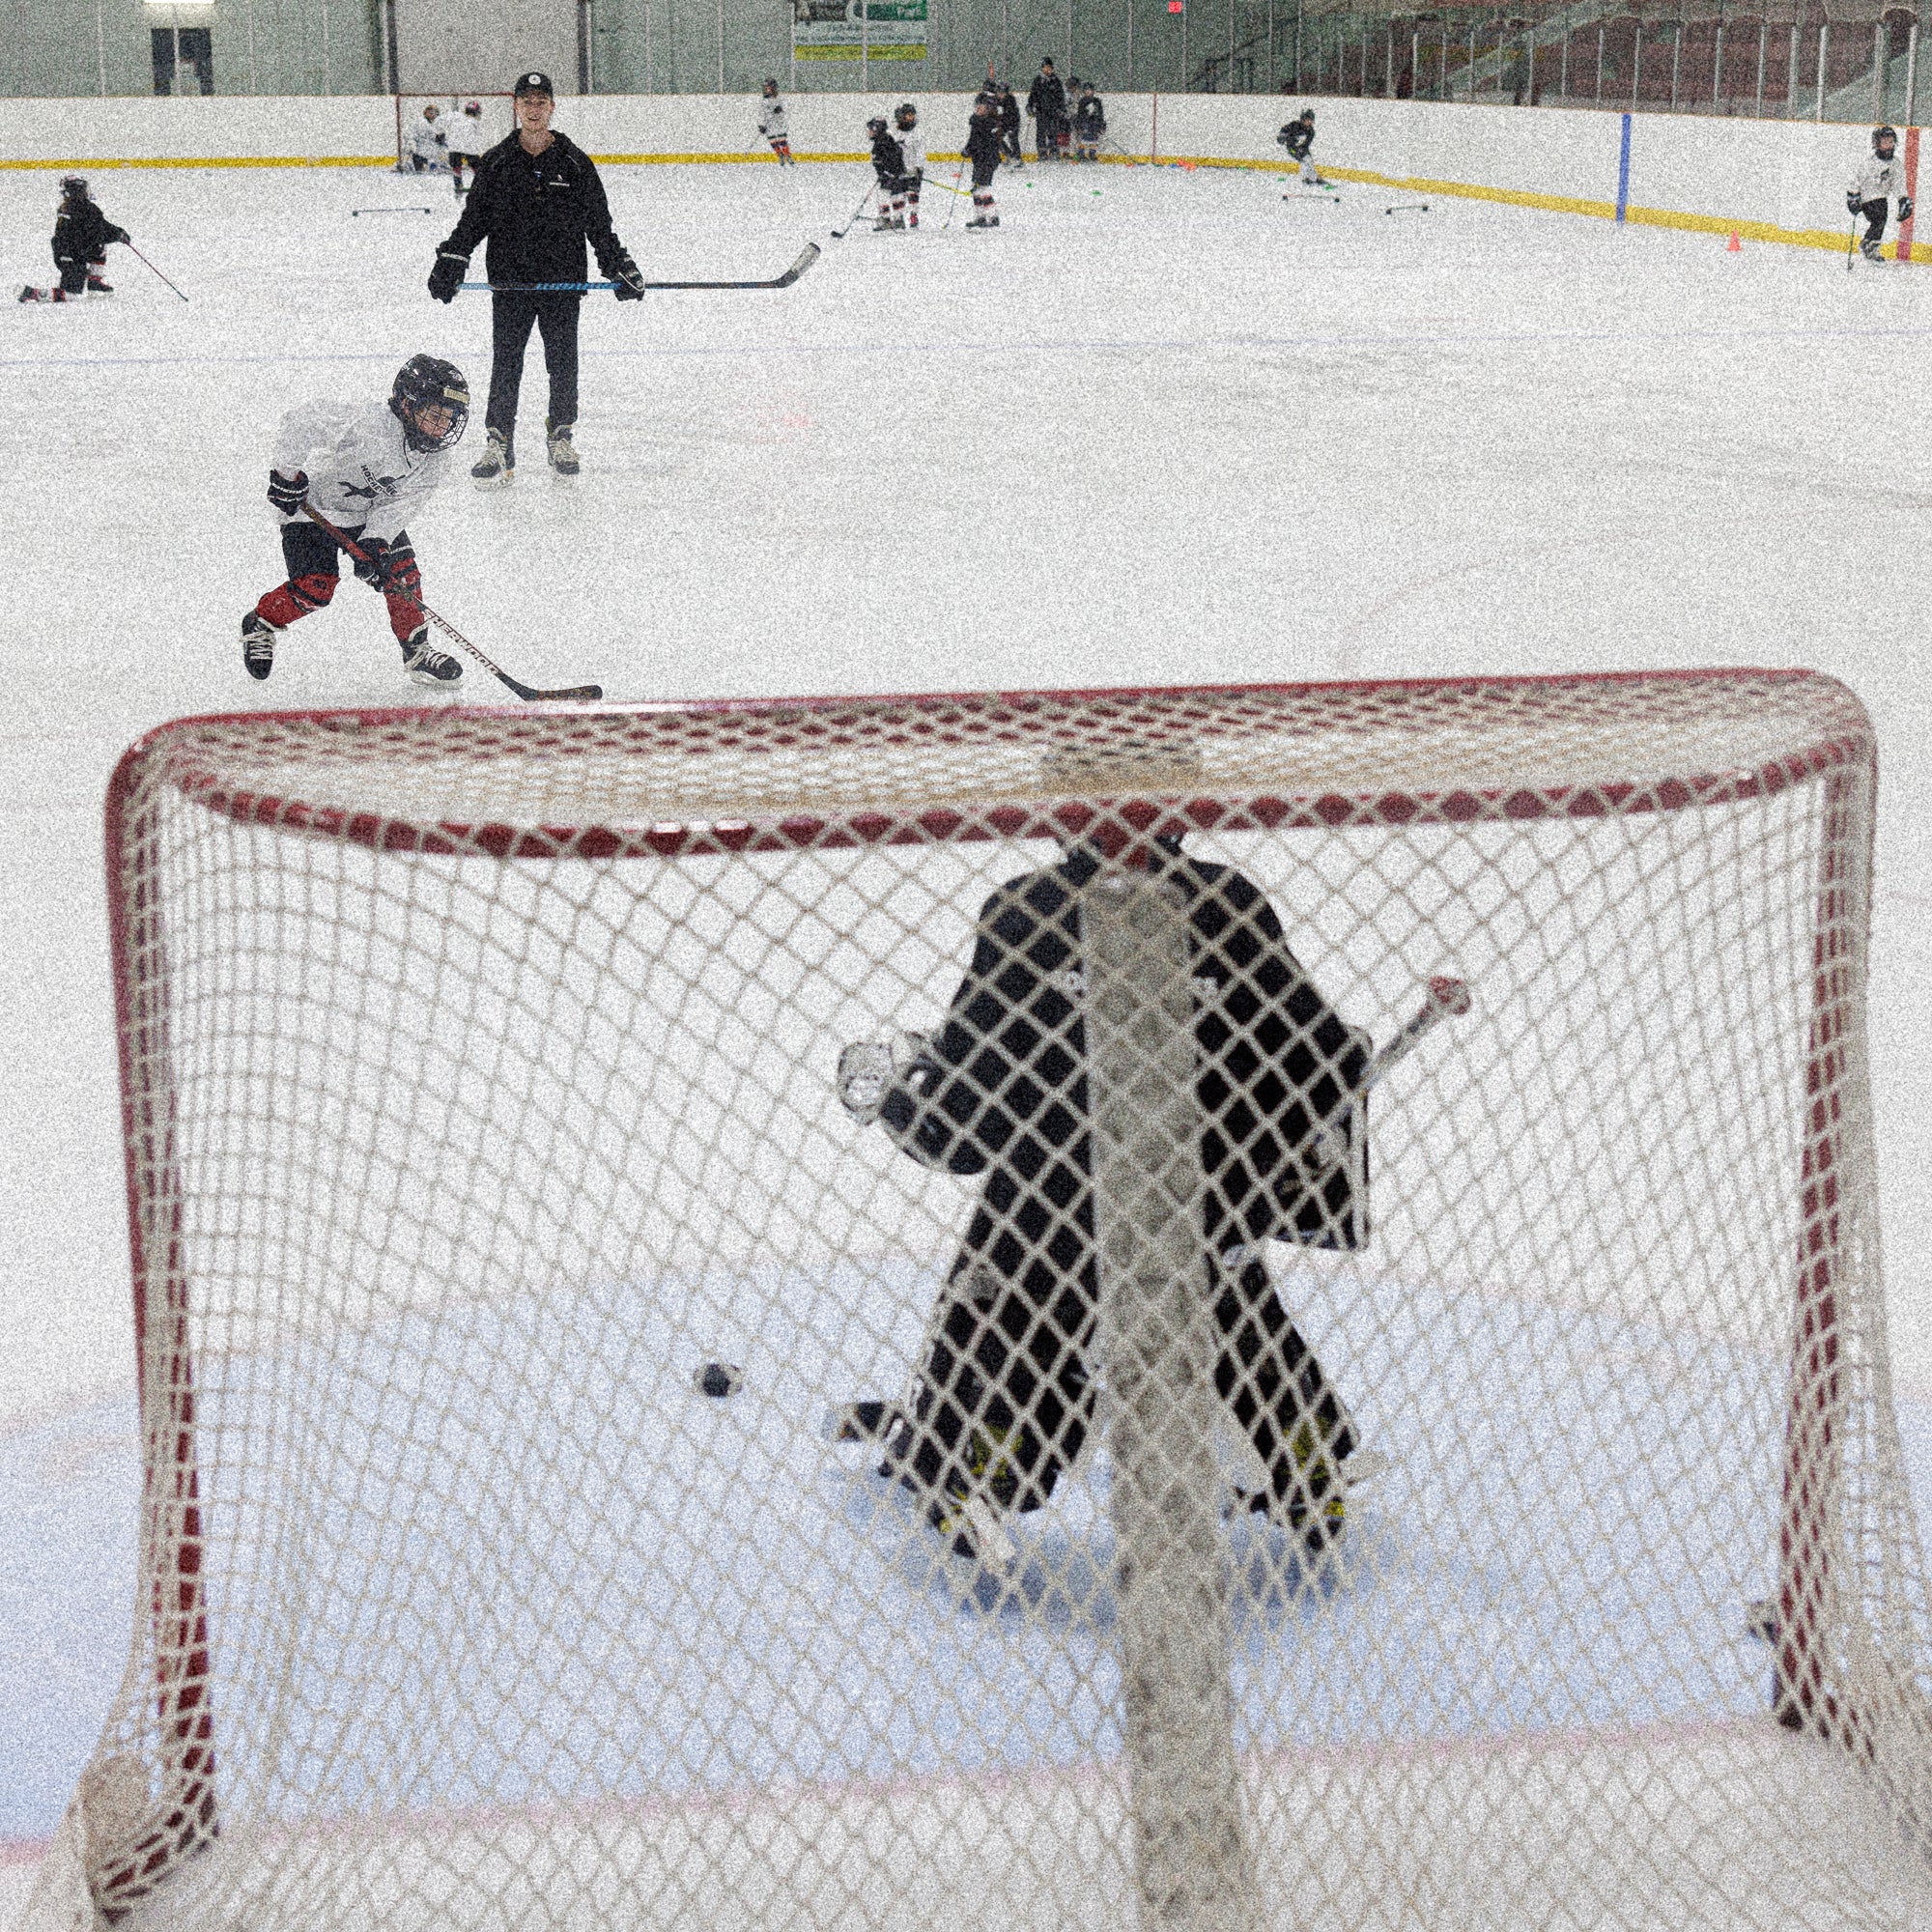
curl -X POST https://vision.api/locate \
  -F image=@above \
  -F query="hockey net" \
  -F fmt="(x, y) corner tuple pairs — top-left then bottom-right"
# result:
(23, 672), (1932, 1932)
(392, 91), (512, 172)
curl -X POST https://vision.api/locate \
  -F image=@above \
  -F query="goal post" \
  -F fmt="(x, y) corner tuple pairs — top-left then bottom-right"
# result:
(23, 671), (1932, 1932)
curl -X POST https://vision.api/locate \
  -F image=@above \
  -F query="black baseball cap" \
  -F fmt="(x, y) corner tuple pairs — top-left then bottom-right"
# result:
(513, 71), (554, 98)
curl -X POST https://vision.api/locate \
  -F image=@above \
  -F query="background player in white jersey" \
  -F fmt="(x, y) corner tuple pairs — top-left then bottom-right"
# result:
(1848, 125), (1912, 262)
(887, 102), (924, 229)
(406, 102), (449, 174)
(757, 79), (794, 166)
(242, 355), (469, 688)
(445, 100), (486, 197)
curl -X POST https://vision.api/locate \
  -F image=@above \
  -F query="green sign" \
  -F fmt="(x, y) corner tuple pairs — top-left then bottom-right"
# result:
(791, 0), (928, 63)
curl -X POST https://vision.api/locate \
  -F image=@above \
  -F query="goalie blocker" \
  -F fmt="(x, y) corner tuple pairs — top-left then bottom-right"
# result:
(838, 831), (1401, 1561)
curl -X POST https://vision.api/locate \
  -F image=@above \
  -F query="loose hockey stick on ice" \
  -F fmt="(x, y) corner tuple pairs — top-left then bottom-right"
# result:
(299, 501), (604, 703)
(353, 206), (434, 216)
(126, 242), (188, 303)
(831, 185), (876, 238)
(462, 244), (821, 295)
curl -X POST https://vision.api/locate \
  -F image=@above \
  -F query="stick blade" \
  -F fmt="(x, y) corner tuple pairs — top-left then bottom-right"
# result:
(775, 242), (821, 288)
(1428, 974), (1472, 1016)
(498, 676), (605, 703)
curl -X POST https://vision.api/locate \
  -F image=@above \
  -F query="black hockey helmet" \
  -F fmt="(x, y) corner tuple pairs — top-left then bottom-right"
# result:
(390, 355), (469, 453)
(1875, 124), (1898, 154)
(762, 77), (779, 95)
(1301, 106), (1316, 122)
(867, 114), (889, 134)
(58, 174), (89, 202)
(895, 101), (918, 127)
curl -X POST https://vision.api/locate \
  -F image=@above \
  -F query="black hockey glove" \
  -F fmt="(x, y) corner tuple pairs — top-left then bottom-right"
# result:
(1848, 190), (1865, 214)
(352, 535), (408, 592)
(609, 248), (646, 299)
(428, 249), (469, 303)
(108, 225), (130, 247)
(267, 469), (308, 518)
(1902, 195), (1915, 221)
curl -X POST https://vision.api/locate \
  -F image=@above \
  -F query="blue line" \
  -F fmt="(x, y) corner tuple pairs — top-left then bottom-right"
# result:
(11, 319), (1932, 378)
(1616, 112), (1633, 225)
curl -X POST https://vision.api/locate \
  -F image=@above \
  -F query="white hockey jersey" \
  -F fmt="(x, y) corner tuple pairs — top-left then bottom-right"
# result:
(409, 112), (449, 167)
(445, 107), (487, 158)
(1850, 152), (1908, 204)
(271, 398), (455, 544)
(894, 126), (925, 177)
(757, 98), (789, 139)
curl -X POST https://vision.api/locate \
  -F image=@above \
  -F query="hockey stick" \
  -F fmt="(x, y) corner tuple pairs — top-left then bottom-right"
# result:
(1383, 202), (1432, 214)
(1303, 975), (1470, 1173)
(942, 156), (969, 231)
(1848, 213), (1860, 272)
(353, 206), (434, 216)
(462, 243), (820, 295)
(832, 184), (876, 238)
(125, 242), (188, 303)
(299, 500), (603, 703)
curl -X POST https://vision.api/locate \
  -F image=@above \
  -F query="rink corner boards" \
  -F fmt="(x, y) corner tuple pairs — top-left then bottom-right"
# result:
(0, 144), (1917, 262)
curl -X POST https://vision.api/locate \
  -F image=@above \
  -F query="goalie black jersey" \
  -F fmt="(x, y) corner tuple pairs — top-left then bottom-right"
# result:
(875, 838), (1370, 1261)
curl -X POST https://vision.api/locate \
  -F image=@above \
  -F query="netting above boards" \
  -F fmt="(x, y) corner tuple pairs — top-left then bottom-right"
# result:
(23, 672), (1932, 1932)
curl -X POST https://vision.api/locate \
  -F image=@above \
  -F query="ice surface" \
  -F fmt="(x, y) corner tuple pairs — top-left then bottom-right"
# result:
(7, 156), (1932, 1861)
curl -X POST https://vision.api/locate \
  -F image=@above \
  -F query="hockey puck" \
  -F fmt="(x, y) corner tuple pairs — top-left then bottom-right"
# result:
(695, 1361), (744, 1400)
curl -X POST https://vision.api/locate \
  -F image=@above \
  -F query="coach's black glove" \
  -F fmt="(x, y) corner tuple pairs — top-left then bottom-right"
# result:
(267, 469), (307, 517)
(428, 249), (469, 303)
(609, 247), (646, 299)
(1902, 195), (1915, 221)
(1848, 190), (1865, 214)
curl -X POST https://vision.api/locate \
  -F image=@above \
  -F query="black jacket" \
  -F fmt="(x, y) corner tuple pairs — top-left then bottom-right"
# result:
(54, 198), (127, 269)
(869, 127), (905, 183)
(964, 115), (1005, 172)
(1027, 72), (1067, 122)
(1072, 95), (1105, 137)
(876, 844), (1369, 1262)
(1280, 121), (1315, 160)
(999, 89), (1022, 134)
(440, 129), (624, 289)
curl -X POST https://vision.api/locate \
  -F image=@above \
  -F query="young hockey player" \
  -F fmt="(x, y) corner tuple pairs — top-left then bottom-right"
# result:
(998, 81), (1023, 164)
(406, 101), (448, 174)
(1278, 106), (1321, 185)
(17, 176), (128, 303)
(964, 96), (1004, 228)
(867, 115), (901, 229)
(887, 101), (924, 228)
(242, 355), (470, 689)
(1071, 83), (1105, 162)
(758, 79), (794, 166)
(445, 100), (486, 197)
(1848, 124), (1912, 262)
(836, 827), (1373, 1566)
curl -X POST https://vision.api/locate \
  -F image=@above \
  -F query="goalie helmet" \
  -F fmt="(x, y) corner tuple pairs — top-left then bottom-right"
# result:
(389, 355), (470, 453)
(895, 102), (918, 128)
(1875, 124), (1898, 154)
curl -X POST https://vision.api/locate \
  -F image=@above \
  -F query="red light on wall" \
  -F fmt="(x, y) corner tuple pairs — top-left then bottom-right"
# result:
(1168, 2), (1183, 12)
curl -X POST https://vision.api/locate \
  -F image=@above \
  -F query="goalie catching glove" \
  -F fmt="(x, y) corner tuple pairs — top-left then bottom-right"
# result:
(837, 1030), (931, 1122)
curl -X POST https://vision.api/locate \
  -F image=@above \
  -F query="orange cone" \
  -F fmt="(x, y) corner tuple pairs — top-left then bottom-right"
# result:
(1726, 230), (1742, 252)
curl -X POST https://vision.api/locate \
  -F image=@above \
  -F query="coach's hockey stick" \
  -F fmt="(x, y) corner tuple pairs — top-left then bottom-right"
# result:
(126, 242), (188, 303)
(832, 185), (876, 238)
(462, 244), (821, 295)
(299, 501), (603, 703)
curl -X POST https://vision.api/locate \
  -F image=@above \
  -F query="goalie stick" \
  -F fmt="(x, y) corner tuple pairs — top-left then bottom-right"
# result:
(462, 243), (821, 294)
(298, 501), (604, 703)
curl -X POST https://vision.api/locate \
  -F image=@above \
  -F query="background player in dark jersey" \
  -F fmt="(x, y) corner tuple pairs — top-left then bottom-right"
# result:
(427, 70), (644, 485)
(1072, 85), (1106, 163)
(18, 176), (128, 304)
(964, 97), (1005, 229)
(1278, 107), (1321, 185)
(838, 831), (1371, 1565)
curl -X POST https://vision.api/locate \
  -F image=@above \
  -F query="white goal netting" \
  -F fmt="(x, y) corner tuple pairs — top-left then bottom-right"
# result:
(23, 673), (1932, 1932)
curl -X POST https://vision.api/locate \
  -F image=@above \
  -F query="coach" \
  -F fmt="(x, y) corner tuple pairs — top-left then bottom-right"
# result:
(427, 69), (644, 484)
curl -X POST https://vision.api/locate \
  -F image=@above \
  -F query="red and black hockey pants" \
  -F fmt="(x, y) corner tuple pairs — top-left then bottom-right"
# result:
(487, 290), (580, 440)
(255, 519), (424, 645)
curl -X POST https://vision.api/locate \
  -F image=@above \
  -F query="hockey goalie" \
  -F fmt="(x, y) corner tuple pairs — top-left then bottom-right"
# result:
(838, 828), (1384, 1570)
